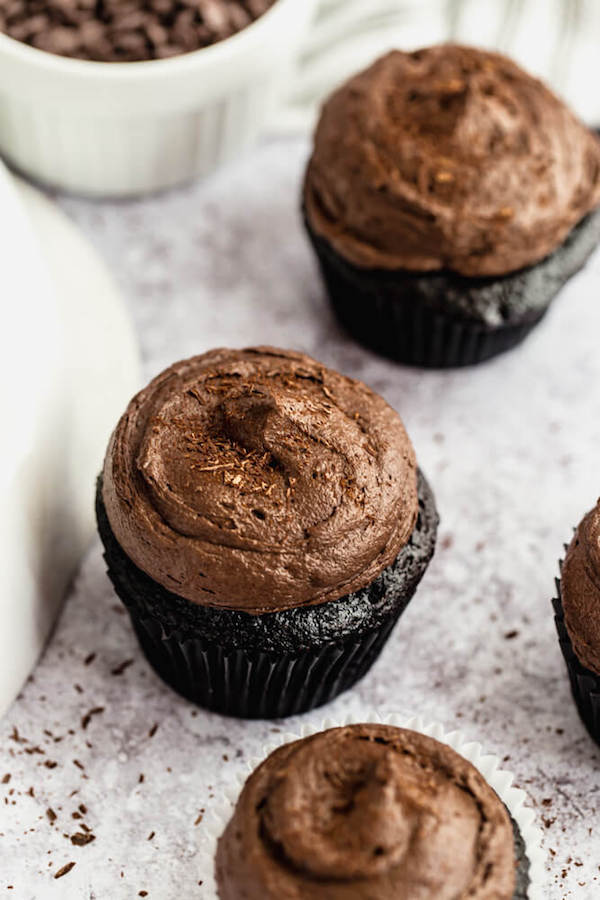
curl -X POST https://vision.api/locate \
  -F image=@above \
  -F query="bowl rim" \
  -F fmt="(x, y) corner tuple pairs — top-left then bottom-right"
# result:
(0, 0), (303, 81)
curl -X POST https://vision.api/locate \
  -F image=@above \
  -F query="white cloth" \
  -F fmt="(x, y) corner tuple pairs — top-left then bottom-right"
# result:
(285, 0), (600, 130)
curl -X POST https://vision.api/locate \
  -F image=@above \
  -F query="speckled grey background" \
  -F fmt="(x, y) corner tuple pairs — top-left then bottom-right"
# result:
(1, 139), (600, 898)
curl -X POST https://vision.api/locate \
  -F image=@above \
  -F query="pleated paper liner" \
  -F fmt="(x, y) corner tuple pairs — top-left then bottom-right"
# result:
(305, 217), (545, 368)
(129, 614), (396, 719)
(199, 710), (545, 899)
(96, 471), (438, 719)
(554, 564), (600, 746)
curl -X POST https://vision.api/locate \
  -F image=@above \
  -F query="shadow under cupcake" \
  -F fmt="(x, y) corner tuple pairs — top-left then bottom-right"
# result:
(96, 347), (438, 718)
(303, 44), (600, 368)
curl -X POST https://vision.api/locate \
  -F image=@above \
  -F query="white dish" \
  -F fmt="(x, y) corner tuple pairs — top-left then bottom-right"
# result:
(0, 0), (317, 197)
(0, 170), (140, 719)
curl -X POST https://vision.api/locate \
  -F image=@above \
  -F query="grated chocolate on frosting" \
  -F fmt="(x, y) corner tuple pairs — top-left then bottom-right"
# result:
(102, 347), (418, 614)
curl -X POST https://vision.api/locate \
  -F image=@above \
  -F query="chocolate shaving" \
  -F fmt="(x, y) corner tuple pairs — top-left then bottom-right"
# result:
(54, 862), (76, 879)
(70, 832), (95, 846)
(81, 707), (105, 730)
(0, 0), (276, 62)
(111, 659), (134, 676)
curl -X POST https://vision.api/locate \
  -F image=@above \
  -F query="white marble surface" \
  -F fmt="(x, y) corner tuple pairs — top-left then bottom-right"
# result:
(2, 139), (600, 898)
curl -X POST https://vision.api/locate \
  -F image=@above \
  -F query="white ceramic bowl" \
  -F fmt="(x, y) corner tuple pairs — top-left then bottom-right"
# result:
(0, 0), (316, 197)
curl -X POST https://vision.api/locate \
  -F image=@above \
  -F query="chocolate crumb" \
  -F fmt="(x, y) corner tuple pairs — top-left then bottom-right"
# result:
(148, 724), (158, 738)
(43, 760), (58, 769)
(2, 774), (10, 784)
(46, 808), (57, 824)
(70, 832), (95, 846)
(73, 760), (84, 771)
(84, 652), (96, 666)
(504, 630), (519, 640)
(54, 862), (75, 879)
(111, 659), (134, 676)
(147, 831), (155, 840)
(81, 707), (105, 730)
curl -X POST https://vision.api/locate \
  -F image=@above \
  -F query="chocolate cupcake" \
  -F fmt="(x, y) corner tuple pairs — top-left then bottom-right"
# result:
(304, 44), (600, 368)
(215, 723), (529, 898)
(554, 499), (600, 745)
(97, 347), (438, 718)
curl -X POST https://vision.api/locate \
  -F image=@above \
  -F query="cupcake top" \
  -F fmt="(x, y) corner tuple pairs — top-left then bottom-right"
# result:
(561, 500), (600, 674)
(102, 347), (418, 615)
(216, 723), (516, 899)
(305, 44), (600, 278)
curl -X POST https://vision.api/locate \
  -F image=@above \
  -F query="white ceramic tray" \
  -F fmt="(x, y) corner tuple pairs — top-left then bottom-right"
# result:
(0, 167), (140, 719)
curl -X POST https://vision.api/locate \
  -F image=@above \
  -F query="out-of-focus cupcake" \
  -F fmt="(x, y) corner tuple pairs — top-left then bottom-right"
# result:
(215, 723), (530, 898)
(554, 498), (600, 745)
(303, 44), (600, 368)
(96, 347), (438, 718)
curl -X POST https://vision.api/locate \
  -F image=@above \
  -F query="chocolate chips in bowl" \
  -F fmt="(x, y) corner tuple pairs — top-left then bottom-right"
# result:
(0, 0), (277, 62)
(0, 0), (315, 195)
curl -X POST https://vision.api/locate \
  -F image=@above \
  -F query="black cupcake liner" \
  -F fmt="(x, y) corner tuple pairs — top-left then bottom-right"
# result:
(553, 568), (600, 746)
(511, 812), (531, 900)
(304, 204), (600, 368)
(96, 470), (438, 719)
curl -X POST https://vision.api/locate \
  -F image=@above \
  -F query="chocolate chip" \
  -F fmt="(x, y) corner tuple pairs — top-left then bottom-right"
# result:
(0, 0), (276, 61)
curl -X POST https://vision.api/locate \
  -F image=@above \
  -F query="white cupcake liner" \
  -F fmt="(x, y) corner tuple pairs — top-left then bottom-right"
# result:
(198, 709), (545, 899)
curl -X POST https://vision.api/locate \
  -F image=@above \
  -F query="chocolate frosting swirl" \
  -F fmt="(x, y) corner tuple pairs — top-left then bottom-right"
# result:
(305, 44), (600, 277)
(102, 348), (417, 615)
(216, 724), (516, 899)
(562, 500), (600, 674)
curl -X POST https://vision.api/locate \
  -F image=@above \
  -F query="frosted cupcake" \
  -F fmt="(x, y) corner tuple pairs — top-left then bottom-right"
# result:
(216, 723), (530, 898)
(554, 498), (600, 745)
(304, 44), (600, 367)
(97, 347), (437, 718)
